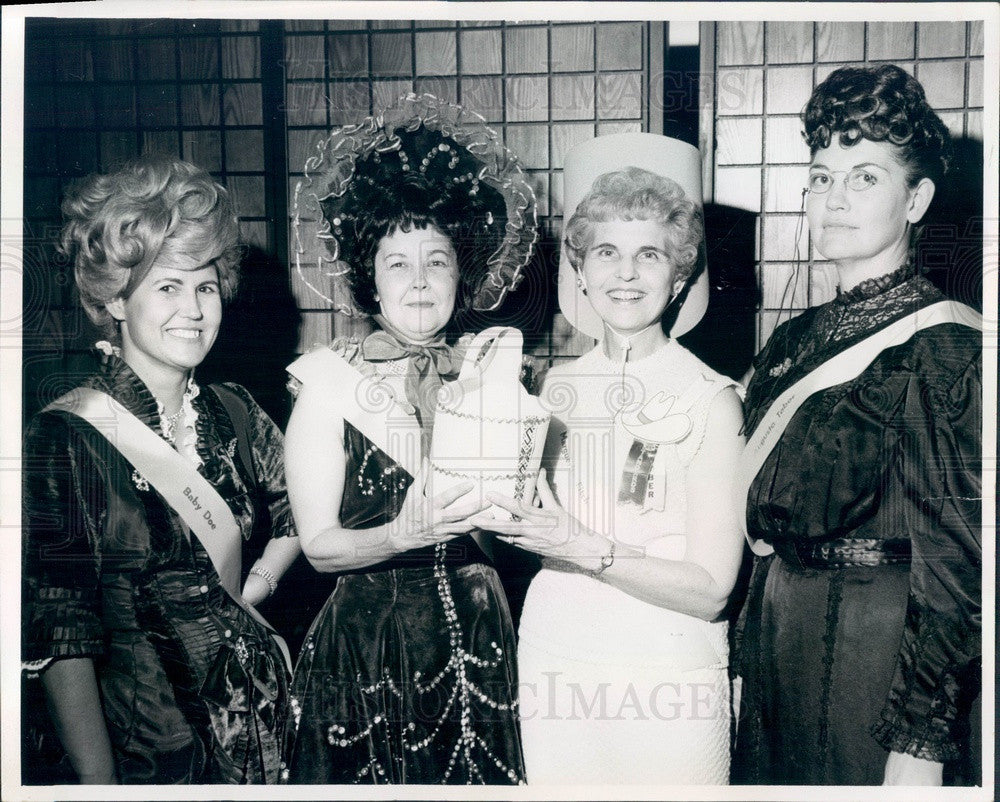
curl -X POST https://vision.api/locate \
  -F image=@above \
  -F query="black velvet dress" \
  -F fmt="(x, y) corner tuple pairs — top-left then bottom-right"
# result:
(732, 270), (982, 785)
(282, 347), (524, 785)
(22, 356), (295, 784)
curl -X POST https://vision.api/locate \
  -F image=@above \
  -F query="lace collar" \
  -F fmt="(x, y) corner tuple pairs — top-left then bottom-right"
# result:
(834, 263), (915, 306)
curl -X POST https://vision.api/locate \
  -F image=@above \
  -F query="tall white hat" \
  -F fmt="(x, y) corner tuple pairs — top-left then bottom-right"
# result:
(558, 132), (710, 340)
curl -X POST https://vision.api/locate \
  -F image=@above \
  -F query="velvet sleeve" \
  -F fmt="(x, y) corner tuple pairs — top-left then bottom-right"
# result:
(871, 332), (982, 762)
(223, 383), (296, 541)
(22, 411), (106, 667)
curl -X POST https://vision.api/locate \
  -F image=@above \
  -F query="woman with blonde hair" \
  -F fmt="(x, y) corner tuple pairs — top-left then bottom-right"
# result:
(22, 156), (298, 784)
(482, 136), (744, 784)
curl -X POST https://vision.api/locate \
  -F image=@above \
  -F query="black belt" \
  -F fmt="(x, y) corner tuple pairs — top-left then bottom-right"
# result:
(780, 537), (912, 569)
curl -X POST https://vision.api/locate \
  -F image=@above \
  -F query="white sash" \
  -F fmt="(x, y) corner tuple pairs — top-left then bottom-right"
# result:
(287, 347), (422, 476)
(46, 387), (292, 672)
(737, 300), (982, 557)
(288, 347), (503, 555)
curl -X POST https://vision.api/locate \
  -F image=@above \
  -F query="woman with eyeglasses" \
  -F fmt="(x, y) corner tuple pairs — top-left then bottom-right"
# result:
(732, 64), (982, 786)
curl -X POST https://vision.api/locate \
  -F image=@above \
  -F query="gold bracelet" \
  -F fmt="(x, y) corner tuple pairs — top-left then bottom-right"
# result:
(593, 539), (615, 577)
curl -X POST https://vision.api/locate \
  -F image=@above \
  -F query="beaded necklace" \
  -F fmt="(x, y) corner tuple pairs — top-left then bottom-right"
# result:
(160, 407), (184, 442)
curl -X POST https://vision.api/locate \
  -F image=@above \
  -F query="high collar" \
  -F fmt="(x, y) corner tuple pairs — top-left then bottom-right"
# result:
(834, 262), (916, 306)
(86, 349), (163, 427)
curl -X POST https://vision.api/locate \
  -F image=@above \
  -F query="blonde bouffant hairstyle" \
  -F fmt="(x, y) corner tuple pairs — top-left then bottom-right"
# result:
(563, 166), (703, 285)
(59, 157), (242, 337)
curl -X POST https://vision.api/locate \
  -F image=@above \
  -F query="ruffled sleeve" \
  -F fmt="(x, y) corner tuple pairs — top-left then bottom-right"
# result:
(871, 329), (982, 761)
(219, 383), (297, 541)
(22, 411), (106, 669)
(287, 338), (364, 399)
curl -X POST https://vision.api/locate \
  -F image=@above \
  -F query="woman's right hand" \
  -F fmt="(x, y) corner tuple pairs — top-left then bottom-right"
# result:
(389, 460), (488, 551)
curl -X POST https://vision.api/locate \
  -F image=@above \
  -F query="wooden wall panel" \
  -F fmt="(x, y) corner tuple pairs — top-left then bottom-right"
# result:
(99, 84), (137, 127)
(506, 75), (549, 122)
(137, 38), (177, 80)
(816, 21), (865, 62)
(223, 36), (260, 79)
(550, 25), (594, 72)
(328, 33), (368, 78)
(766, 22), (812, 64)
(415, 31), (457, 75)
(93, 40), (134, 80)
(717, 21), (763, 66)
(181, 129), (222, 172)
(461, 76), (504, 121)
(180, 84), (220, 126)
(284, 35), (325, 80)
(551, 74), (595, 121)
(597, 23), (643, 71)
(459, 29), (503, 74)
(505, 27), (547, 73)
(715, 118), (763, 165)
(597, 73), (643, 120)
(222, 83), (262, 125)
(180, 37), (220, 80)
(371, 32), (412, 76)
(867, 22), (915, 61)
(919, 21), (966, 58)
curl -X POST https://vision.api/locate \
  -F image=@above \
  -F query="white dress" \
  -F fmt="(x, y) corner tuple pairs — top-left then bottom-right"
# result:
(517, 341), (735, 785)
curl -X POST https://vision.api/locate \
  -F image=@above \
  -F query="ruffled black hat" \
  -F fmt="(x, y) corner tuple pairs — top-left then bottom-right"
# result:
(292, 93), (538, 315)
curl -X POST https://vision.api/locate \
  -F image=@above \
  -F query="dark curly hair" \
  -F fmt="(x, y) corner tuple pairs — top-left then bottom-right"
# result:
(321, 126), (508, 317)
(802, 64), (952, 187)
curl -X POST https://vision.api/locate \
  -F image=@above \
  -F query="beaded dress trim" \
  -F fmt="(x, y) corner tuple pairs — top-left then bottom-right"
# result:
(287, 539), (523, 784)
(286, 343), (524, 784)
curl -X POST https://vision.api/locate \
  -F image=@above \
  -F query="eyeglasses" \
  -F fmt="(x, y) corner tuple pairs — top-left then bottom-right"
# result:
(806, 167), (879, 194)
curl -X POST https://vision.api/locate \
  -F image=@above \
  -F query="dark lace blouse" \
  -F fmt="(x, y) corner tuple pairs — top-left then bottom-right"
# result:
(743, 270), (982, 761)
(22, 355), (295, 782)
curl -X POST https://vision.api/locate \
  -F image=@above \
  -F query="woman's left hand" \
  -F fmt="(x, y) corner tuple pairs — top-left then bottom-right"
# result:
(473, 469), (584, 559)
(882, 751), (943, 785)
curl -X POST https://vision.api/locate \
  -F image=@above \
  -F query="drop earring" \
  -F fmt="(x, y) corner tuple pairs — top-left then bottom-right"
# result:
(576, 276), (588, 297)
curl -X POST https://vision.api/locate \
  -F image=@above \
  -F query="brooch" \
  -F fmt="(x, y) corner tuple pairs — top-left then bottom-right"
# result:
(768, 357), (793, 378)
(131, 469), (150, 492)
(616, 391), (692, 445)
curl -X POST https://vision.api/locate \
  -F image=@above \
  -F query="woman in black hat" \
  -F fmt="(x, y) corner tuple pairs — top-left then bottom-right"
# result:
(281, 94), (537, 785)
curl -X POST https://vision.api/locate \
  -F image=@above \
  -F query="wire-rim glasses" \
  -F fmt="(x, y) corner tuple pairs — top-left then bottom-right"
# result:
(806, 167), (878, 194)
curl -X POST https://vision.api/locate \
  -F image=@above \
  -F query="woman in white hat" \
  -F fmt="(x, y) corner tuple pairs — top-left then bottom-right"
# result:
(480, 136), (744, 784)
